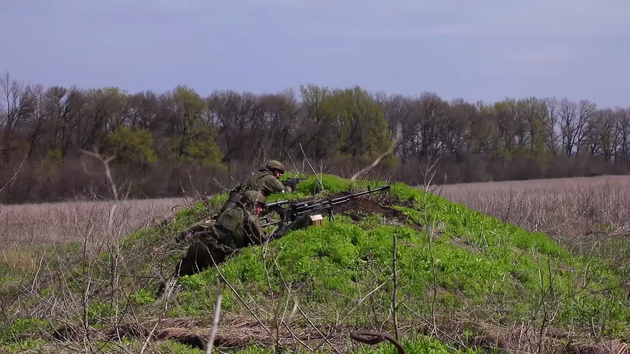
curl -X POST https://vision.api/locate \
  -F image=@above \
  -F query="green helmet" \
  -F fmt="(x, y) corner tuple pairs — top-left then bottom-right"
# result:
(241, 190), (266, 208)
(266, 160), (285, 173)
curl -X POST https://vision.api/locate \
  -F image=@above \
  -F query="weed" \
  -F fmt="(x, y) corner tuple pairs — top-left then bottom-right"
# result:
(1, 175), (629, 353)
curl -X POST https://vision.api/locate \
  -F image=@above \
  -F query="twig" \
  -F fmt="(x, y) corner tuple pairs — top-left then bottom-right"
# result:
(284, 149), (301, 174)
(271, 258), (314, 351)
(209, 252), (277, 341)
(81, 149), (118, 200)
(205, 290), (223, 354)
(140, 286), (172, 354)
(392, 233), (399, 342)
(422, 156), (440, 193)
(212, 177), (230, 191)
(0, 154), (27, 195)
(297, 305), (342, 354)
(187, 163), (204, 201)
(340, 282), (387, 321)
(350, 139), (397, 182)
(421, 158), (440, 337)
(299, 143), (325, 194)
(259, 240), (281, 351)
(505, 184), (514, 223)
(350, 330), (406, 354)
(140, 317), (161, 354)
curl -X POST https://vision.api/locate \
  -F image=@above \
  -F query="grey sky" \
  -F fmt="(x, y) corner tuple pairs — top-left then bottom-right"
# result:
(2, 0), (629, 108)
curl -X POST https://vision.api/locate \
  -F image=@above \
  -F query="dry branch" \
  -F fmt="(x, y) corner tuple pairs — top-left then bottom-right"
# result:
(205, 290), (223, 354)
(0, 154), (27, 195)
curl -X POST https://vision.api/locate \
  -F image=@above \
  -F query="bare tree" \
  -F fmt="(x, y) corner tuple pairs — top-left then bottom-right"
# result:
(616, 108), (630, 163)
(2, 72), (630, 204)
(575, 99), (597, 156)
(0, 72), (35, 162)
(544, 97), (561, 155)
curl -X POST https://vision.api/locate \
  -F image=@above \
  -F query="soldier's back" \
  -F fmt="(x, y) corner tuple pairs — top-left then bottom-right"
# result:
(244, 170), (273, 191)
(215, 206), (248, 246)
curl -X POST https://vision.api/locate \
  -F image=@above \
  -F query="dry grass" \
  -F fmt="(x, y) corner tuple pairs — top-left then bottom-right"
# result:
(439, 175), (630, 270)
(1, 175), (630, 353)
(4, 174), (629, 259)
(0, 198), (185, 251)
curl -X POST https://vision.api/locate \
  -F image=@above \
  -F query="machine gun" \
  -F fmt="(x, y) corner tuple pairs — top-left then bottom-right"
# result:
(281, 177), (308, 191)
(261, 185), (391, 239)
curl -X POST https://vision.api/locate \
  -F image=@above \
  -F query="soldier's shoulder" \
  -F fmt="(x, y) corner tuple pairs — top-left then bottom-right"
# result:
(254, 169), (272, 178)
(223, 205), (245, 217)
(259, 174), (284, 189)
(258, 173), (278, 182)
(217, 206), (243, 222)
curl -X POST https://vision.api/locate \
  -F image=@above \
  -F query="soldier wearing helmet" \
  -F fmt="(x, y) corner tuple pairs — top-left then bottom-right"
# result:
(175, 190), (268, 277)
(219, 160), (292, 213)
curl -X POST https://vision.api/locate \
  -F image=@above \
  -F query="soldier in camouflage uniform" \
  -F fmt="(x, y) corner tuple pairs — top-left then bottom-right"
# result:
(175, 190), (268, 277)
(220, 160), (293, 213)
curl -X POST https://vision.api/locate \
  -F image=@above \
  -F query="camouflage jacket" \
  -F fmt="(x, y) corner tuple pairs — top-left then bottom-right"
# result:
(235, 168), (291, 196)
(195, 202), (267, 251)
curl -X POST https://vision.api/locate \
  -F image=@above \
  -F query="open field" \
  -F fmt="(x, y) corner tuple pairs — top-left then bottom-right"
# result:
(1, 175), (629, 353)
(440, 176), (630, 268)
(441, 174), (630, 235)
(0, 198), (185, 251)
(2, 175), (629, 253)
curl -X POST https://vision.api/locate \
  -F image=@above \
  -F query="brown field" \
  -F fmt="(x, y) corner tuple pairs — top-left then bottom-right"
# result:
(439, 175), (630, 265)
(1, 175), (629, 352)
(2, 175), (630, 250)
(2, 174), (629, 261)
(0, 197), (186, 251)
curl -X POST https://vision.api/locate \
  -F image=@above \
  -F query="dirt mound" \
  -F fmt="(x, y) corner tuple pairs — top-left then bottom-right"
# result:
(332, 196), (405, 219)
(323, 194), (421, 230)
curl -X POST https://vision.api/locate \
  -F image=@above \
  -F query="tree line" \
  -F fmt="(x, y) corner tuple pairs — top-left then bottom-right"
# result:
(2, 72), (630, 204)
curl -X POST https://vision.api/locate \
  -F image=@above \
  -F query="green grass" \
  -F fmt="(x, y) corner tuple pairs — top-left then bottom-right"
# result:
(174, 176), (629, 329)
(1, 174), (629, 353)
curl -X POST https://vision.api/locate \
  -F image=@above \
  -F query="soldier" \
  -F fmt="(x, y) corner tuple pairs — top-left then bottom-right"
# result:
(175, 190), (268, 277)
(220, 160), (293, 213)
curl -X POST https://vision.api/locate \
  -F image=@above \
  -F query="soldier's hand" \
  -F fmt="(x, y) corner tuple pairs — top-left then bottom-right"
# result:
(284, 179), (297, 192)
(176, 231), (188, 243)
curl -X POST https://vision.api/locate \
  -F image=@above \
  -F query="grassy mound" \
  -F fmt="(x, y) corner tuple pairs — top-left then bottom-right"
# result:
(1, 175), (629, 353)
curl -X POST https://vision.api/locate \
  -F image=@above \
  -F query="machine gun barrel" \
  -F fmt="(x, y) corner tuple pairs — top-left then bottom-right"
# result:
(263, 185), (390, 226)
(261, 219), (282, 228)
(265, 199), (290, 211)
(291, 185), (390, 214)
(261, 184), (391, 239)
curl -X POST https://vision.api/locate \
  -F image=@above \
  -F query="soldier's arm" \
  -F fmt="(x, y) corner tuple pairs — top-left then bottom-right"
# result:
(262, 175), (290, 194)
(247, 216), (268, 244)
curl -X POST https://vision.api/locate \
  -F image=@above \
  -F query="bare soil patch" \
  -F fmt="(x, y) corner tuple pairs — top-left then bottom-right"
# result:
(323, 193), (421, 230)
(451, 237), (483, 253)
(52, 315), (348, 352)
(48, 315), (630, 353)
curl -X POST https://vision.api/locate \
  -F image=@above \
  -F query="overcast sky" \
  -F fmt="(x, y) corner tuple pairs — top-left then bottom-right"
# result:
(2, 0), (629, 108)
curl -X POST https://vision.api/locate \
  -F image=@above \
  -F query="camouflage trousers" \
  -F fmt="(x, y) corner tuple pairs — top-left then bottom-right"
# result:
(175, 229), (237, 277)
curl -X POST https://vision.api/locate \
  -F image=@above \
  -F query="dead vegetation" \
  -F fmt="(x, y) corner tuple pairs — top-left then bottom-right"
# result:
(2, 174), (630, 353)
(18, 313), (620, 353)
(440, 175), (630, 273)
(0, 198), (184, 251)
(441, 175), (630, 240)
